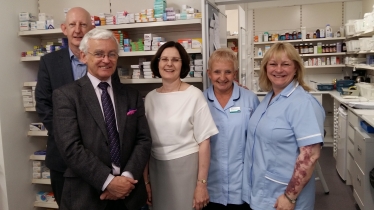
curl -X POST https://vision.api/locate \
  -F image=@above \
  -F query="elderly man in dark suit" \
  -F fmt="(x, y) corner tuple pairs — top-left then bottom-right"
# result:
(53, 28), (151, 210)
(35, 7), (120, 205)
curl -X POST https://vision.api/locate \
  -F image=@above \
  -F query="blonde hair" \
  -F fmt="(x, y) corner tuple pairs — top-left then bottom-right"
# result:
(259, 42), (311, 92)
(208, 48), (238, 70)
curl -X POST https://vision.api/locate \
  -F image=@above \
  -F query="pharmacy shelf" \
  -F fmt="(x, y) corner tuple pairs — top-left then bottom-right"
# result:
(346, 29), (374, 39)
(32, 179), (51, 185)
(305, 65), (346, 68)
(227, 35), (238, 39)
(24, 81), (37, 86)
(120, 77), (202, 84)
(118, 48), (201, 57)
(254, 37), (346, 45)
(21, 48), (202, 62)
(21, 56), (41, 61)
(28, 130), (48, 136)
(346, 51), (374, 55)
(253, 65), (345, 71)
(30, 155), (46, 160)
(346, 64), (374, 70)
(253, 57), (263, 59)
(301, 52), (346, 57)
(19, 19), (202, 36)
(25, 107), (36, 112)
(34, 201), (58, 209)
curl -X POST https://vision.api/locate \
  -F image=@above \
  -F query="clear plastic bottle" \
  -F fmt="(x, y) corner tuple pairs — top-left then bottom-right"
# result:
(337, 42), (341, 52)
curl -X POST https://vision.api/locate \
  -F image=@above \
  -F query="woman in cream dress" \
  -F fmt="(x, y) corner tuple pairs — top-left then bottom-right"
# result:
(144, 41), (218, 210)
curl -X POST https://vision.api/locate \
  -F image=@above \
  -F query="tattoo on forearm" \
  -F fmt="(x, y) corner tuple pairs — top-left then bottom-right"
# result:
(286, 146), (315, 196)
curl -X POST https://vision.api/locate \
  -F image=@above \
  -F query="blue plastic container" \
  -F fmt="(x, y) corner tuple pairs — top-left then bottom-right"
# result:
(360, 120), (374, 133)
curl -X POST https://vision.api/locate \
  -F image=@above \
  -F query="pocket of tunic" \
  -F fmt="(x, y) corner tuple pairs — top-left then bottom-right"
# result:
(262, 171), (290, 203)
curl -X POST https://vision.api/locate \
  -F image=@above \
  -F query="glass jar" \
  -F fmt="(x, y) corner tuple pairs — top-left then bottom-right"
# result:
(322, 44), (326, 53)
(299, 43), (304, 54)
(326, 44), (330, 53)
(285, 32), (290, 40)
(304, 43), (308, 54)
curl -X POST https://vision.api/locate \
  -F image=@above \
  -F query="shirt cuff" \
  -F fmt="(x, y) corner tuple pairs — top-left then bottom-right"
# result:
(121, 171), (134, 179)
(102, 174), (115, 191)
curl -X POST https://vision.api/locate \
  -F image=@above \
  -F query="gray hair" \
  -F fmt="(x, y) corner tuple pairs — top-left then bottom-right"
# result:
(79, 28), (119, 53)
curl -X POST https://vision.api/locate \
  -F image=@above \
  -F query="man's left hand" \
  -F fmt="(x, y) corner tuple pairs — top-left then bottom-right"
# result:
(100, 190), (118, 200)
(274, 194), (295, 210)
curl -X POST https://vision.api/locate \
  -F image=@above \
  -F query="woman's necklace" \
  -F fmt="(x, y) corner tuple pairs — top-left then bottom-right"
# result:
(161, 80), (182, 93)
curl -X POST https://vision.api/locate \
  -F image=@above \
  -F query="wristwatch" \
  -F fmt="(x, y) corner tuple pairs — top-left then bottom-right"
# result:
(284, 192), (297, 204)
(197, 179), (207, 184)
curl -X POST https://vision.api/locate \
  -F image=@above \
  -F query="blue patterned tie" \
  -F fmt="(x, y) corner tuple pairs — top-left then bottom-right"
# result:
(98, 82), (121, 167)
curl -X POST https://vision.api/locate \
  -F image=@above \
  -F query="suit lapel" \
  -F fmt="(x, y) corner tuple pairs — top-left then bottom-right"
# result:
(112, 81), (128, 149)
(80, 76), (109, 141)
(59, 48), (74, 83)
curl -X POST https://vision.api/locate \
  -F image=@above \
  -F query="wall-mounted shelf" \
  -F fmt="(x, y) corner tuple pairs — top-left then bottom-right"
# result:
(28, 130), (48, 136)
(346, 64), (374, 70)
(253, 37), (346, 45)
(21, 57), (41, 61)
(30, 155), (46, 160)
(32, 179), (51, 185)
(301, 52), (346, 57)
(24, 81), (37, 86)
(120, 77), (202, 84)
(19, 19), (202, 36)
(227, 35), (238, 39)
(25, 107), (36, 112)
(346, 51), (374, 55)
(34, 201), (58, 209)
(21, 48), (202, 62)
(346, 29), (374, 40)
(254, 52), (346, 60)
(253, 64), (345, 71)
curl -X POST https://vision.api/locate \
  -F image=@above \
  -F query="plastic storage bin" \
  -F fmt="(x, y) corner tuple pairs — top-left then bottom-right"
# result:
(360, 83), (374, 99)
(317, 83), (334, 91)
(360, 120), (374, 133)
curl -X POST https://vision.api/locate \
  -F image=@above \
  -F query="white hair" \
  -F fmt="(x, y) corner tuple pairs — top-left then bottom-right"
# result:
(79, 28), (119, 53)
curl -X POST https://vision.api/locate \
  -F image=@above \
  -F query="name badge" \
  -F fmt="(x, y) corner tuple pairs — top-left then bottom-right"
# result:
(229, 107), (241, 113)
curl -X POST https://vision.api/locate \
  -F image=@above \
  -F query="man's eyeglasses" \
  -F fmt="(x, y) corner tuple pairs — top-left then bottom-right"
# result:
(68, 23), (88, 28)
(159, 57), (182, 64)
(87, 52), (118, 60)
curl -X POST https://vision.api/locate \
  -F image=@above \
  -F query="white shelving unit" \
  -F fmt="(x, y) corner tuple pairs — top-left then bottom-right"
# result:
(227, 35), (238, 39)
(20, 57), (41, 62)
(28, 130), (48, 137)
(253, 65), (346, 71)
(254, 52), (346, 59)
(32, 179), (51, 185)
(34, 201), (58, 209)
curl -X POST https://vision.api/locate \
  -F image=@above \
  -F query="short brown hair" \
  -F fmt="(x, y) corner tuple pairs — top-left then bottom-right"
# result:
(259, 42), (311, 92)
(151, 41), (190, 78)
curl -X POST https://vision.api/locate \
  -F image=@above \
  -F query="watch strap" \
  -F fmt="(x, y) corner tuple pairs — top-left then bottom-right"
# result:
(284, 192), (297, 204)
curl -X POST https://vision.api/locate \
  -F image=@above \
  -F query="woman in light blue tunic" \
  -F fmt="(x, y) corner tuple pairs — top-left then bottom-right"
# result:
(203, 48), (259, 210)
(242, 42), (325, 210)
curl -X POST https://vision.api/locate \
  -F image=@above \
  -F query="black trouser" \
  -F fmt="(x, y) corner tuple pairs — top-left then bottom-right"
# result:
(105, 200), (128, 210)
(203, 202), (252, 210)
(50, 169), (65, 206)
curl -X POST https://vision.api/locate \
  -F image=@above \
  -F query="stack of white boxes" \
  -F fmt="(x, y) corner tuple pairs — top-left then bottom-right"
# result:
(37, 13), (54, 30)
(143, 61), (153, 79)
(144, 33), (166, 51)
(19, 12), (36, 31)
(32, 160), (50, 179)
(131, 65), (144, 79)
(165, 7), (179, 21)
(190, 57), (203, 78)
(22, 87), (35, 108)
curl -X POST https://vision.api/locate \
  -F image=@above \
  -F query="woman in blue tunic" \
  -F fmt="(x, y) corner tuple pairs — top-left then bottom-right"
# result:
(242, 42), (325, 210)
(203, 48), (259, 210)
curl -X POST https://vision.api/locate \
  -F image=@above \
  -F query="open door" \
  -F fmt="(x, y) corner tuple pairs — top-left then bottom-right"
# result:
(237, 5), (248, 87)
(202, 0), (227, 89)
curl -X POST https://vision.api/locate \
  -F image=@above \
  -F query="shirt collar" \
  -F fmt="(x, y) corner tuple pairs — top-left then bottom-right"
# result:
(207, 82), (240, 102)
(69, 48), (83, 62)
(279, 80), (299, 97)
(87, 72), (112, 88)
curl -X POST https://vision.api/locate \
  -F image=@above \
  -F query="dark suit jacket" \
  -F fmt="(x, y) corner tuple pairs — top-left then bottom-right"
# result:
(53, 75), (151, 210)
(35, 48), (120, 172)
